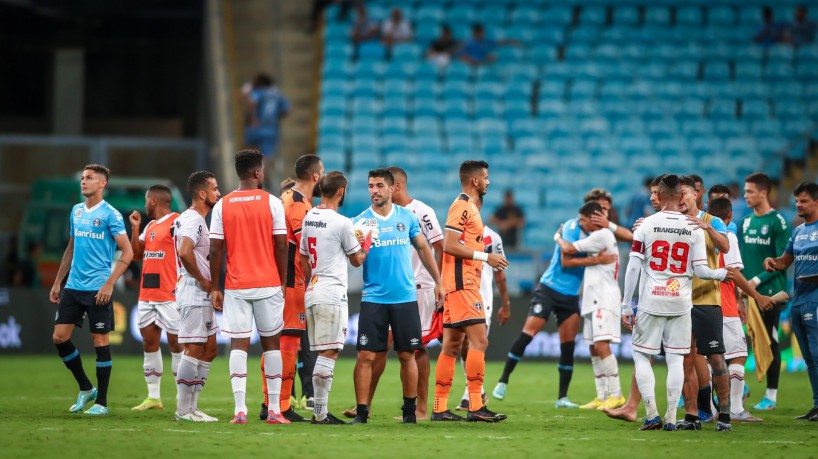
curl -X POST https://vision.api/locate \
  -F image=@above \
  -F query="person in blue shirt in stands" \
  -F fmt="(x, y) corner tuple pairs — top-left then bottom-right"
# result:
(243, 74), (290, 159)
(458, 23), (518, 67)
(49, 164), (133, 416)
(763, 182), (818, 421)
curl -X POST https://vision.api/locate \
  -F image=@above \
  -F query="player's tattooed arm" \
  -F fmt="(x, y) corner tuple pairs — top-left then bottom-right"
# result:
(208, 238), (224, 311)
(50, 237), (75, 304)
(179, 237), (210, 292)
(129, 211), (144, 260)
(727, 267), (775, 311)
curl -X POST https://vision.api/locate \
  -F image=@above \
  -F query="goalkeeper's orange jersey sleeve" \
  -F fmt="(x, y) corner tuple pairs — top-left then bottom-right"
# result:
(442, 193), (485, 293)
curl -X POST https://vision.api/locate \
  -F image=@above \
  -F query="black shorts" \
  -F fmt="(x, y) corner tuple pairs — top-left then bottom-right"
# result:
(55, 288), (114, 334)
(357, 301), (423, 352)
(527, 283), (580, 326)
(692, 305), (725, 355)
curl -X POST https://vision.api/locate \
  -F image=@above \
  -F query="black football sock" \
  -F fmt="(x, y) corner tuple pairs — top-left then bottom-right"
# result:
(558, 341), (575, 399)
(299, 332), (317, 398)
(718, 412), (731, 423)
(56, 341), (93, 391)
(698, 386), (713, 415)
(95, 345), (112, 407)
(685, 413), (700, 422)
(499, 333), (533, 384)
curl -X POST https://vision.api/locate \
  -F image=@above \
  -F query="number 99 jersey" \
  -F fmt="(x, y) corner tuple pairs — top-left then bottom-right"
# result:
(630, 211), (708, 316)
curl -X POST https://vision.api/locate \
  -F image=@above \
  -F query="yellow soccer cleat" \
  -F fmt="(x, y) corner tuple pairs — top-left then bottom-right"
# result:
(580, 398), (606, 410)
(132, 397), (163, 411)
(597, 396), (626, 411)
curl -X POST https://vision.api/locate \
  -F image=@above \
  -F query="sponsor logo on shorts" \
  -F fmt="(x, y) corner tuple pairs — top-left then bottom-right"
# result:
(343, 327), (347, 338)
(410, 338), (419, 345)
(533, 303), (543, 314)
(95, 322), (106, 329)
(359, 334), (368, 346)
(206, 320), (213, 330)
(55, 311), (59, 320)
(805, 313), (814, 321)
(709, 340), (719, 348)
(397, 222), (406, 232)
(473, 302), (483, 313)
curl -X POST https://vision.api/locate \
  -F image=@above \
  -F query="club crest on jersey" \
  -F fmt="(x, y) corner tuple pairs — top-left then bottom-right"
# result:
(359, 334), (368, 345)
(473, 302), (483, 312)
(397, 222), (406, 232)
(298, 313), (306, 324)
(92, 218), (102, 227)
(760, 225), (769, 236)
(149, 232), (156, 241)
(810, 231), (818, 242)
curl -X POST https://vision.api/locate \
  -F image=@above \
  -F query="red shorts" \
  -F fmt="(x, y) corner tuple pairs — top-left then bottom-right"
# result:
(442, 289), (486, 329)
(282, 287), (306, 335)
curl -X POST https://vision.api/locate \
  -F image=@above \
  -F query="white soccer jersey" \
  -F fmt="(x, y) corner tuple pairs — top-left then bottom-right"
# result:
(573, 228), (621, 315)
(480, 225), (504, 307)
(174, 208), (211, 281)
(724, 232), (743, 270)
(404, 199), (444, 289)
(300, 207), (361, 307)
(630, 211), (708, 316)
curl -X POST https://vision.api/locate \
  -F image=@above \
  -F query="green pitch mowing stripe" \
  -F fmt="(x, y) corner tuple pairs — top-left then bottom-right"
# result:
(0, 356), (816, 458)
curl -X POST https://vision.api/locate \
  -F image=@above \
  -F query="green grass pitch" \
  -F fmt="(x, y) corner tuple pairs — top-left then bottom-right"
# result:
(2, 355), (817, 458)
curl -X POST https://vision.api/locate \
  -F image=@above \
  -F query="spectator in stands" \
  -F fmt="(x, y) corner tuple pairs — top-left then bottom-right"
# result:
(381, 7), (413, 54)
(491, 190), (526, 249)
(351, 4), (379, 46)
(243, 73), (290, 161)
(625, 177), (654, 229)
(309, 0), (354, 33)
(459, 23), (496, 66)
(13, 242), (41, 288)
(754, 7), (786, 46)
(426, 24), (460, 67)
(783, 5), (817, 47)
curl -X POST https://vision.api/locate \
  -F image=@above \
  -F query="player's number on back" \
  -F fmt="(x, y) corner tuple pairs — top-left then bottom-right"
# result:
(308, 237), (318, 269)
(649, 240), (689, 274)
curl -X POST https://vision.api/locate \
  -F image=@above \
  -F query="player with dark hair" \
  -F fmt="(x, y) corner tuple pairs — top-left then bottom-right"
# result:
(50, 164), (133, 415)
(583, 188), (633, 242)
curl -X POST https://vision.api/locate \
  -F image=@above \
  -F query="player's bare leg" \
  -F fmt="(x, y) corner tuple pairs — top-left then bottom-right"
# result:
(414, 349), (430, 419)
(135, 323), (166, 410)
(603, 370), (641, 422)
(693, 354), (714, 421)
(555, 314), (580, 407)
(352, 350), (378, 423)
(397, 350), (419, 423)
(494, 316), (546, 399)
(708, 353), (732, 429)
(345, 333), (390, 418)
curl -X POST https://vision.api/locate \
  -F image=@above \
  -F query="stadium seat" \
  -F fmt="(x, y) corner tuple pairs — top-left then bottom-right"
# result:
(541, 6), (573, 26)
(708, 6), (736, 25)
(708, 99), (737, 119)
(741, 100), (771, 120)
(775, 102), (807, 120)
(676, 7), (704, 26)
(645, 7), (670, 26)
(569, 26), (601, 44)
(580, 6), (607, 26)
(613, 6), (640, 25)
(703, 61), (731, 81)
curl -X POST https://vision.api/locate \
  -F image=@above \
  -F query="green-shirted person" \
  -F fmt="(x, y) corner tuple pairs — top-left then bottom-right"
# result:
(740, 173), (792, 411)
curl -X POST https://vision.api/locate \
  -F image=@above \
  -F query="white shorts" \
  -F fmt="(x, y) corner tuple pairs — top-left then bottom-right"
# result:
(178, 305), (219, 343)
(221, 289), (284, 338)
(723, 317), (748, 359)
(485, 300), (493, 335)
(418, 288), (436, 339)
(306, 303), (348, 351)
(632, 310), (691, 355)
(176, 276), (210, 307)
(137, 300), (179, 333)
(583, 308), (622, 344)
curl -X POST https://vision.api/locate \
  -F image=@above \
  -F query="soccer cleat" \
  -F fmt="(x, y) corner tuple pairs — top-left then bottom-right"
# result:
(731, 411), (762, 423)
(403, 411), (417, 424)
(290, 395), (298, 410)
(84, 404), (109, 416)
(639, 416), (662, 431)
(467, 406), (507, 423)
(351, 414), (368, 424)
(230, 411), (248, 424)
(259, 403), (268, 421)
(492, 382), (507, 401)
(675, 419), (702, 431)
(716, 421), (732, 432)
(663, 423), (677, 431)
(69, 387), (97, 413)
(266, 412), (291, 424)
(281, 407), (309, 423)
(430, 410), (465, 422)
(698, 410), (714, 423)
(580, 399), (606, 410)
(555, 397), (579, 408)
(794, 406), (818, 420)
(597, 396), (627, 411)
(174, 412), (197, 422)
(132, 397), (163, 411)
(455, 399), (470, 412)
(311, 412), (349, 425)
(192, 409), (218, 422)
(299, 396), (308, 410)
(752, 397), (776, 411)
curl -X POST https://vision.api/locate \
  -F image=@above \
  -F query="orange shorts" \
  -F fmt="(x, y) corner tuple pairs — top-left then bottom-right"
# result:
(443, 289), (486, 329)
(282, 287), (306, 335)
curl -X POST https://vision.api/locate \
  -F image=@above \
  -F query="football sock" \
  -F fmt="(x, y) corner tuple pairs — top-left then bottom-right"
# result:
(56, 340), (93, 391)
(684, 413), (700, 422)
(768, 334), (781, 391)
(718, 412), (731, 423)
(729, 364), (745, 414)
(466, 349), (486, 411)
(765, 388), (778, 403)
(95, 345), (112, 407)
(459, 355), (469, 401)
(356, 404), (369, 420)
(602, 354), (622, 398)
(312, 356), (335, 421)
(665, 353), (684, 425)
(434, 353), (456, 413)
(192, 359), (211, 411)
(698, 386), (713, 416)
(143, 350), (162, 399)
(260, 354), (268, 406)
(176, 355), (198, 414)
(591, 356), (606, 400)
(230, 350), (248, 415)
(633, 351), (658, 419)
(171, 351), (182, 379)
(558, 341), (575, 399)
(263, 350), (283, 415)
(299, 332), (318, 398)
(280, 335), (299, 411)
(499, 333), (532, 383)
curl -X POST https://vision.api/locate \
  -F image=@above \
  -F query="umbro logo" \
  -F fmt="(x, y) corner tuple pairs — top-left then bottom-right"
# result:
(95, 322), (105, 329)
(410, 338), (419, 345)
(709, 340), (719, 348)
(805, 313), (814, 321)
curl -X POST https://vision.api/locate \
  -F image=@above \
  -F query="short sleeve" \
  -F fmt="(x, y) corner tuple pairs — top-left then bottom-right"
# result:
(209, 200), (224, 240)
(291, 203), (308, 245)
(419, 205), (444, 244)
(573, 230), (608, 254)
(408, 211), (421, 239)
(179, 216), (203, 246)
(299, 224), (309, 256)
(138, 221), (151, 242)
(249, 89), (261, 105)
(691, 228), (708, 267)
(445, 202), (467, 234)
(69, 206), (76, 237)
(710, 215), (728, 235)
(785, 231), (795, 255)
(723, 232), (744, 269)
(493, 231), (505, 258)
(108, 209), (127, 237)
(630, 224), (646, 260)
(342, 219), (362, 255)
(269, 195), (287, 236)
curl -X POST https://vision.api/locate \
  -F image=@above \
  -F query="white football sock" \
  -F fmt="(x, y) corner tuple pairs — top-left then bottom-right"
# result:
(312, 356), (336, 421)
(634, 351), (659, 419)
(192, 360), (211, 411)
(765, 388), (777, 403)
(171, 351), (182, 378)
(591, 356), (606, 400)
(230, 350), (248, 416)
(729, 364), (745, 414)
(602, 355), (622, 398)
(143, 350), (162, 399)
(264, 350), (283, 416)
(665, 353), (685, 425)
(175, 355), (198, 415)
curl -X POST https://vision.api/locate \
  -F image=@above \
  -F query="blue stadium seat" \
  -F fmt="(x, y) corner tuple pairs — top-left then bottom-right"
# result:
(510, 6), (541, 26)
(708, 6), (736, 25)
(382, 78), (409, 96)
(646, 119), (679, 140)
(569, 80), (597, 100)
(444, 62), (472, 82)
(734, 45), (764, 61)
(569, 26), (601, 44)
(350, 79), (380, 98)
(392, 44), (421, 61)
(670, 61), (700, 81)
(690, 136), (723, 156)
(768, 46), (795, 65)
(676, 7), (704, 26)
(709, 99), (737, 119)
(738, 6), (761, 26)
(474, 81), (501, 100)
(775, 102), (807, 120)
(565, 44), (593, 62)
(750, 119), (782, 137)
(782, 118), (812, 138)
(703, 61), (731, 81)
(320, 97), (346, 117)
(714, 119), (746, 137)
(448, 4), (477, 23)
(613, 6), (640, 25)
(414, 5), (444, 23)
(656, 137), (688, 156)
(441, 80), (471, 100)
(735, 81), (767, 100)
(580, 6), (608, 26)
(503, 101), (531, 123)
(414, 23), (439, 45)
(620, 136), (653, 155)
(479, 5), (509, 25)
(414, 62), (440, 83)
(676, 99), (706, 120)
(358, 42), (386, 60)
(380, 117), (407, 136)
(757, 136), (788, 155)
(412, 97), (438, 118)
(384, 61), (418, 80)
(765, 63), (794, 81)
(796, 63), (818, 81)
(538, 100), (567, 119)
(681, 119), (713, 137)
(770, 81), (803, 99)
(741, 100), (771, 120)
(724, 137), (758, 156)
(541, 6), (573, 26)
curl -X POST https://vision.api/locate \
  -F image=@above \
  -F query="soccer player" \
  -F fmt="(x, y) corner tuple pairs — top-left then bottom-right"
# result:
(620, 174), (730, 431)
(741, 173), (792, 411)
(209, 149), (289, 425)
(763, 182), (818, 421)
(584, 188), (634, 242)
(455, 194), (510, 411)
(432, 160), (508, 423)
(555, 201), (624, 411)
(129, 185), (183, 411)
(259, 154), (323, 423)
(50, 164), (133, 415)
(173, 171), (222, 422)
(351, 168), (444, 424)
(299, 172), (369, 424)
(708, 184), (738, 235)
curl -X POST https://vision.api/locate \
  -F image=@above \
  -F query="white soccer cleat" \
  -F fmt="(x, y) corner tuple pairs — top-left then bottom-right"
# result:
(191, 409), (219, 422)
(174, 412), (197, 422)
